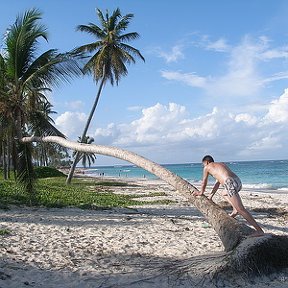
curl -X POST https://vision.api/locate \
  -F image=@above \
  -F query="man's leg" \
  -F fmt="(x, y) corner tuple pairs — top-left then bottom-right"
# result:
(229, 193), (264, 235)
(221, 190), (238, 217)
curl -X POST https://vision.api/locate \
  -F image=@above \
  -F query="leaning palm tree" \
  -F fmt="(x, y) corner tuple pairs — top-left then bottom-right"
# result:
(0, 9), (81, 191)
(22, 135), (288, 282)
(66, 7), (145, 184)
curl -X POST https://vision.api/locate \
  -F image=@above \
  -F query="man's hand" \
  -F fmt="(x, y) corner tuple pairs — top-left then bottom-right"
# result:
(193, 191), (203, 196)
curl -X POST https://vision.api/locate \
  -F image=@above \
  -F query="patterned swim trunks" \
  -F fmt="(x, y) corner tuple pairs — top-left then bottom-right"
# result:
(223, 176), (242, 197)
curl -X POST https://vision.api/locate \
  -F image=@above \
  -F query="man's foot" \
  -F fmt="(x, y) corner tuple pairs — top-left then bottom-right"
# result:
(229, 210), (238, 218)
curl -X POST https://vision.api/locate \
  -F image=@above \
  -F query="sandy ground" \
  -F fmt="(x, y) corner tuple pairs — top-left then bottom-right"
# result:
(0, 177), (287, 287)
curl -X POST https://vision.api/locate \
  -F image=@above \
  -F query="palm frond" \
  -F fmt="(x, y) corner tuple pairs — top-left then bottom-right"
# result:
(96, 8), (107, 29)
(116, 13), (134, 31)
(29, 111), (66, 138)
(118, 32), (140, 43)
(118, 43), (145, 62)
(5, 8), (48, 80)
(23, 50), (82, 87)
(76, 24), (105, 39)
(75, 8), (144, 85)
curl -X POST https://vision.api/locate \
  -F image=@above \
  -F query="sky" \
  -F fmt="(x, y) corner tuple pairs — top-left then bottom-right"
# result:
(1, 0), (288, 165)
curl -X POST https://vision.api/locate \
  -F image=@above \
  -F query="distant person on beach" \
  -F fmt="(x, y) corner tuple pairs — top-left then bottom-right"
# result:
(193, 155), (264, 236)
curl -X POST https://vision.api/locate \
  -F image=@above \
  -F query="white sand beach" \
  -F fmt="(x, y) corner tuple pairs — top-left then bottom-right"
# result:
(0, 178), (287, 287)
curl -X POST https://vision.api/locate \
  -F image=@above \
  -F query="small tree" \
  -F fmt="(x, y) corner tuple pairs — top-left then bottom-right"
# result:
(73, 136), (97, 168)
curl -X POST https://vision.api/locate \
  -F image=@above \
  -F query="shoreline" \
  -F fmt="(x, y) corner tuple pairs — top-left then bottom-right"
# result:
(71, 167), (288, 195)
(0, 174), (287, 287)
(73, 158), (288, 192)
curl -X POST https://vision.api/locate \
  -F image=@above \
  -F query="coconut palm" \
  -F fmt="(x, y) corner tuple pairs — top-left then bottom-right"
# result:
(28, 95), (68, 167)
(22, 135), (288, 279)
(66, 7), (145, 184)
(0, 8), (81, 191)
(73, 136), (97, 168)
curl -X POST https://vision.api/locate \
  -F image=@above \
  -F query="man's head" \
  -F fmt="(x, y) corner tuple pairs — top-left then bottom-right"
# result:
(202, 155), (214, 164)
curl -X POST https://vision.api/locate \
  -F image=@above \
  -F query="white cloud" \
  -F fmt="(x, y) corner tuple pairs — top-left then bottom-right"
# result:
(94, 123), (120, 145)
(204, 38), (229, 52)
(247, 135), (282, 151)
(194, 35), (230, 52)
(127, 105), (143, 112)
(161, 36), (288, 99)
(65, 100), (84, 110)
(161, 70), (207, 88)
(262, 72), (288, 84)
(234, 113), (258, 126)
(260, 45), (288, 60)
(157, 45), (184, 63)
(264, 88), (288, 123)
(55, 111), (87, 139)
(54, 90), (288, 163)
(116, 103), (189, 146)
(91, 93), (288, 162)
(96, 103), (228, 146)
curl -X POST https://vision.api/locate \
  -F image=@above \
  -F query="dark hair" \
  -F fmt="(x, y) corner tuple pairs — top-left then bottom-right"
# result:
(202, 155), (214, 163)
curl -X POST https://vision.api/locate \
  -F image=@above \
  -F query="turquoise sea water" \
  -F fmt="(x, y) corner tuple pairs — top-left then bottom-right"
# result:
(85, 159), (288, 192)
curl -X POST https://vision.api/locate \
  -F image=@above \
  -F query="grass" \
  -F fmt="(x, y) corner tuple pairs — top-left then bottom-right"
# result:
(0, 229), (10, 235)
(0, 171), (173, 209)
(94, 181), (132, 187)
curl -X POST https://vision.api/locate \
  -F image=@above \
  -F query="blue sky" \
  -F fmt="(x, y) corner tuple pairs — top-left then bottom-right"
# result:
(2, 0), (288, 165)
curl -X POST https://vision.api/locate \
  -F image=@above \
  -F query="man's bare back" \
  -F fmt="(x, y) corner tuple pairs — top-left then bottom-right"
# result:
(204, 162), (237, 185)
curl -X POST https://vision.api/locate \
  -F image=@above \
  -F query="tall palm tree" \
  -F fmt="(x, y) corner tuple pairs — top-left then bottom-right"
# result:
(0, 8), (81, 191)
(66, 7), (145, 184)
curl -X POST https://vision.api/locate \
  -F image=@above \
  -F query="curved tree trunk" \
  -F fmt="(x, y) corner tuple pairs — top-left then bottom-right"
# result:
(66, 76), (106, 185)
(22, 135), (254, 251)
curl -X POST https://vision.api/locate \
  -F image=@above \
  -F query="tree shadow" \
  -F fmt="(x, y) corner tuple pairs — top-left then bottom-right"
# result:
(1, 250), (288, 288)
(0, 206), (287, 287)
(0, 206), (205, 228)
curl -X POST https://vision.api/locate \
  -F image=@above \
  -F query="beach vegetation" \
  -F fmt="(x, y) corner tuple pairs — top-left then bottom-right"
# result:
(94, 181), (131, 187)
(66, 7), (145, 184)
(34, 166), (66, 178)
(0, 229), (10, 235)
(0, 176), (171, 209)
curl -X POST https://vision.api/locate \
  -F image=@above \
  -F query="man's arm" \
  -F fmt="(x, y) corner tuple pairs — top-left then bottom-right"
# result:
(193, 167), (209, 196)
(207, 181), (220, 200)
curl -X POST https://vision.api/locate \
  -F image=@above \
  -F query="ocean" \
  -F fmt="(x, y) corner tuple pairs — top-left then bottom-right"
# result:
(85, 159), (288, 192)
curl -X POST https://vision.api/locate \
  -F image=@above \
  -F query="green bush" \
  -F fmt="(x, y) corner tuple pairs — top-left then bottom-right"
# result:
(34, 167), (66, 178)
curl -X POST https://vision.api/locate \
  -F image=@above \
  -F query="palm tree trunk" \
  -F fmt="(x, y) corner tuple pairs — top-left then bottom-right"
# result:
(7, 138), (11, 179)
(22, 135), (254, 251)
(2, 140), (8, 180)
(66, 75), (106, 184)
